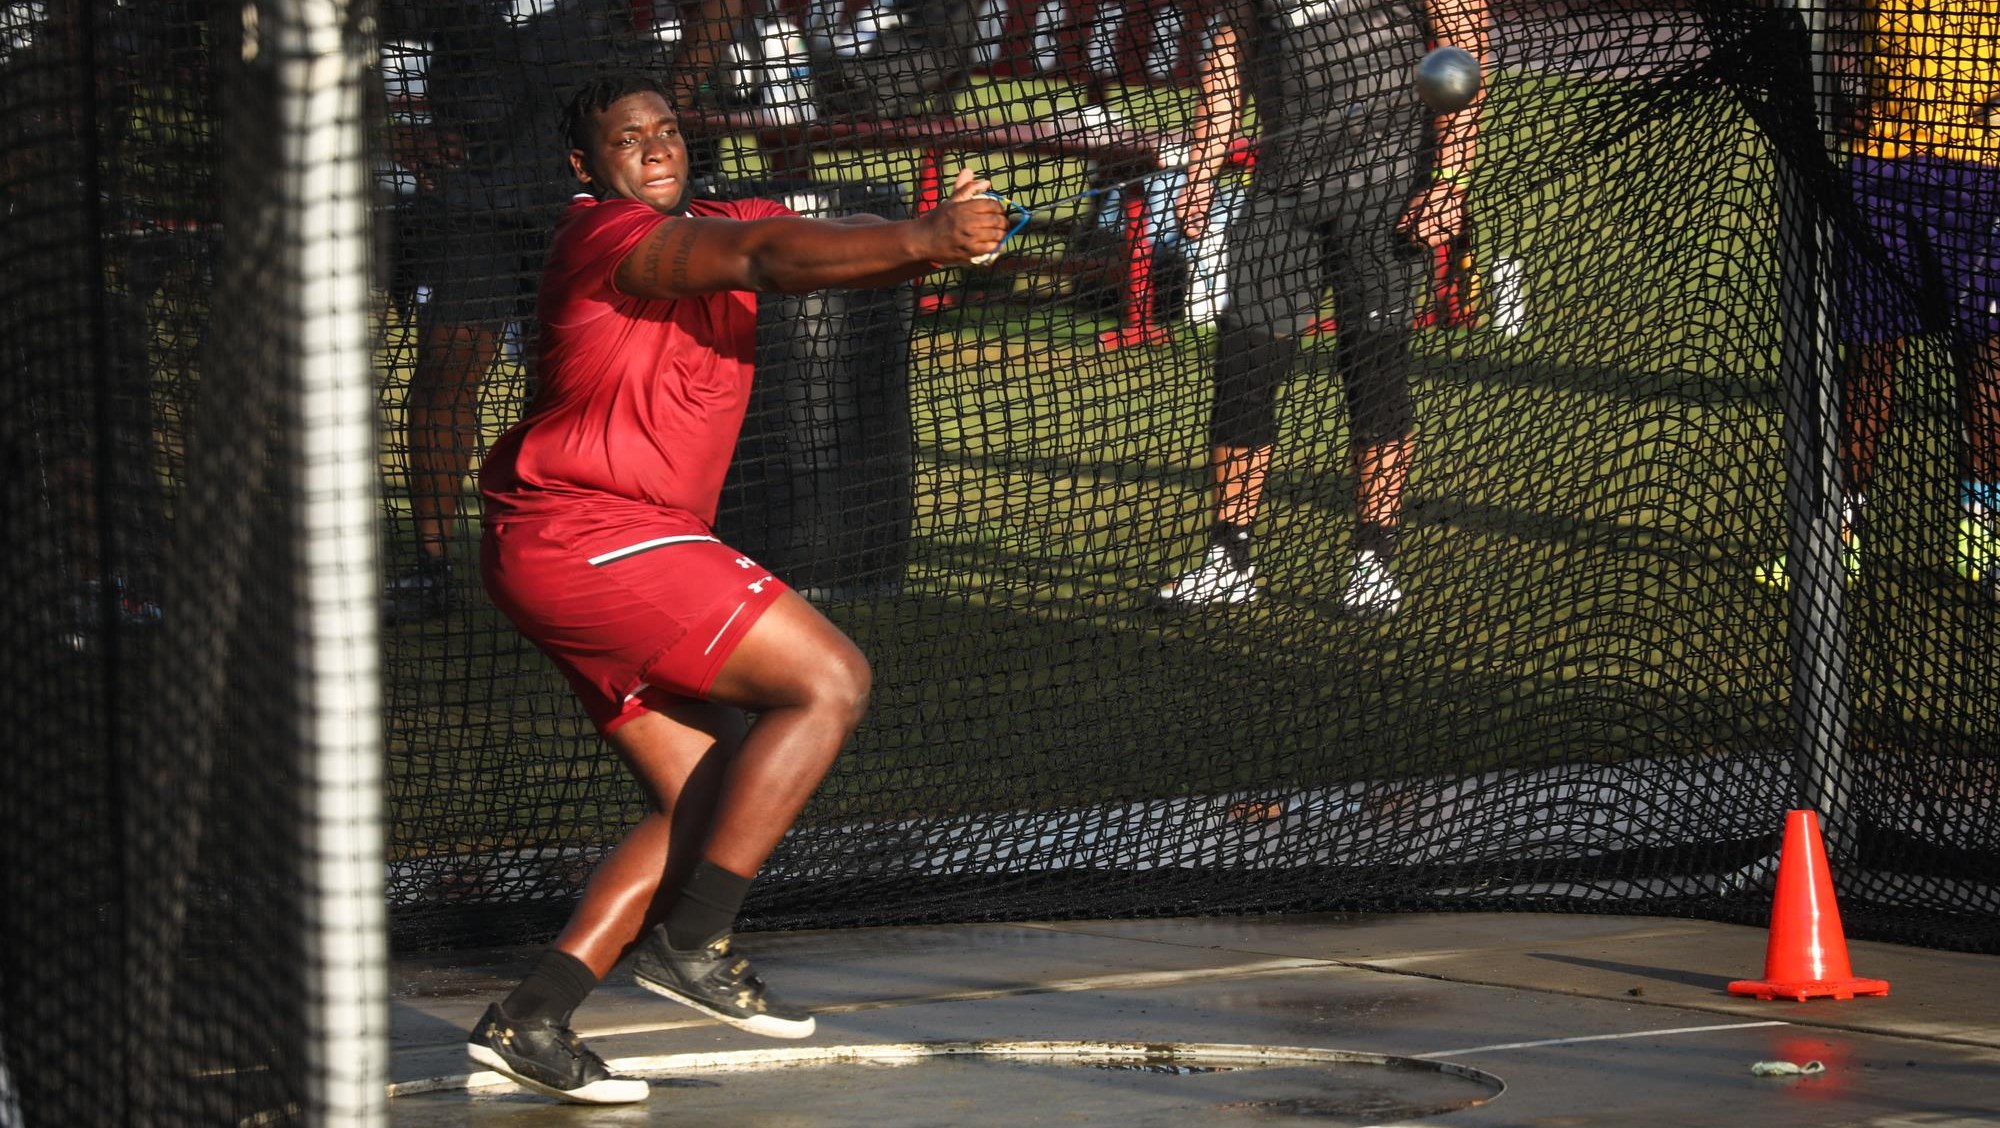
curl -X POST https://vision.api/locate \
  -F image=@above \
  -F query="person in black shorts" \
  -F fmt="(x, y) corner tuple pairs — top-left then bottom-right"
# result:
(377, 0), (644, 623)
(1154, 0), (1489, 615)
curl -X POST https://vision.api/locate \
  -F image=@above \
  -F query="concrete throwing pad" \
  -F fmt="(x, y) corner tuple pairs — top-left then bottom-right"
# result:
(393, 1041), (1503, 1126)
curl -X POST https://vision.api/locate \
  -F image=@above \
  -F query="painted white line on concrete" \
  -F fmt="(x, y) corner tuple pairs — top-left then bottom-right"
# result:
(390, 957), (1347, 1098)
(585, 955), (1341, 1039)
(1417, 1020), (1788, 1059)
(1345, 925), (1712, 968)
(395, 1040), (1508, 1105)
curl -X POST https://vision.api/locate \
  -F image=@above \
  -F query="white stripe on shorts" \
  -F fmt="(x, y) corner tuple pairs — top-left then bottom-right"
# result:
(588, 534), (718, 566)
(705, 602), (747, 655)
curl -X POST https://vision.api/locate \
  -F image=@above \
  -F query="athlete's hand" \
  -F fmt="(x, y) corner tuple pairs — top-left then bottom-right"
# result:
(918, 169), (1009, 265)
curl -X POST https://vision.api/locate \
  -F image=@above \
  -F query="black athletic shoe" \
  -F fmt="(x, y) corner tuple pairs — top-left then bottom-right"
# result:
(465, 1003), (648, 1105)
(383, 554), (453, 624)
(631, 930), (815, 1039)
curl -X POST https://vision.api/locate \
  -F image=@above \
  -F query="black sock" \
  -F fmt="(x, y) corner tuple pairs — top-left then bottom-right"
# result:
(502, 948), (598, 1026)
(664, 860), (752, 950)
(1356, 522), (1399, 561)
(1210, 521), (1253, 571)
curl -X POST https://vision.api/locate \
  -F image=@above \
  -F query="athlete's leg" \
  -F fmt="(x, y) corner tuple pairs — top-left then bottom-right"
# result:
(490, 531), (853, 886)
(471, 686), (735, 1106)
(695, 592), (871, 877)
(625, 592), (865, 1039)
(1326, 166), (1427, 614)
(552, 699), (745, 977)
(1337, 318), (1418, 538)
(1338, 324), (1416, 616)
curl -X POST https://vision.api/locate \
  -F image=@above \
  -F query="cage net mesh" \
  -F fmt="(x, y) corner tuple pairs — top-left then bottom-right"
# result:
(3, 0), (1998, 1116)
(375, 0), (2000, 950)
(1, 1), (384, 1125)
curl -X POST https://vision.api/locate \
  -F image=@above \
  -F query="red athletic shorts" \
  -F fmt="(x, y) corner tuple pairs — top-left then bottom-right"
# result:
(481, 511), (789, 734)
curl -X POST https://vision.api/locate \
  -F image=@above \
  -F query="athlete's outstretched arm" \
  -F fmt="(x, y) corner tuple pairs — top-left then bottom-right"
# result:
(615, 170), (1007, 299)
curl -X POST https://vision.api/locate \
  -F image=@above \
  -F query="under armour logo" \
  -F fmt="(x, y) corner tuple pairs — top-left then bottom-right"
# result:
(734, 556), (757, 569)
(747, 575), (774, 593)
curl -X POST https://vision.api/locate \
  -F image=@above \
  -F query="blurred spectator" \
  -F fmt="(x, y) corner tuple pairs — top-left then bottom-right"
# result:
(1755, 1), (2000, 596)
(806, 0), (979, 120)
(376, 0), (659, 624)
(1154, 0), (1490, 615)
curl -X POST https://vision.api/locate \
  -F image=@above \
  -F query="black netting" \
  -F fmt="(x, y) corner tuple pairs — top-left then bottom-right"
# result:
(2, 2), (379, 1125)
(7, 4), (1999, 1117)
(369, 0), (1997, 953)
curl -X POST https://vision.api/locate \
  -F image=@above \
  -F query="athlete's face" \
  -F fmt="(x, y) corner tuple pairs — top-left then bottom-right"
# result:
(571, 91), (690, 214)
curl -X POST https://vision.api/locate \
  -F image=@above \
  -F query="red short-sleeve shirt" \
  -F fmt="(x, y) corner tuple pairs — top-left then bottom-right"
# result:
(479, 193), (794, 531)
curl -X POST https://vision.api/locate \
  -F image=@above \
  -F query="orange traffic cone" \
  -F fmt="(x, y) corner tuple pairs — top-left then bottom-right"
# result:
(1729, 809), (1889, 1001)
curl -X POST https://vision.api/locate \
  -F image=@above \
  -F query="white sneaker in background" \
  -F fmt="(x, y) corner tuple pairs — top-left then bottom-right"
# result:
(1340, 549), (1403, 617)
(1155, 543), (1258, 607)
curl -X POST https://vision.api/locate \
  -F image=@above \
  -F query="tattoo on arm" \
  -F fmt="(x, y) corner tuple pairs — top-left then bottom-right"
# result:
(638, 230), (666, 285)
(667, 225), (696, 288)
(635, 223), (700, 292)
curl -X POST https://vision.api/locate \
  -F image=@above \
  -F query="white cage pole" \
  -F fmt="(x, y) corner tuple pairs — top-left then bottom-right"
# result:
(268, 1), (388, 1124)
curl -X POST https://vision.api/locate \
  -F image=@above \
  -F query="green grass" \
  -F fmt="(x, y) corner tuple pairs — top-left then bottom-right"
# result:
(381, 64), (1999, 851)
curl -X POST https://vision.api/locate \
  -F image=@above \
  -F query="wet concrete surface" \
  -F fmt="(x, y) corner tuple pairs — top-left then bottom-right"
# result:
(400, 1052), (1499, 1127)
(390, 913), (2000, 1126)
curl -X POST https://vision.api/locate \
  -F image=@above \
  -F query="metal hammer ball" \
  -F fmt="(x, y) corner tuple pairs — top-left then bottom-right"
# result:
(1414, 45), (1481, 113)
